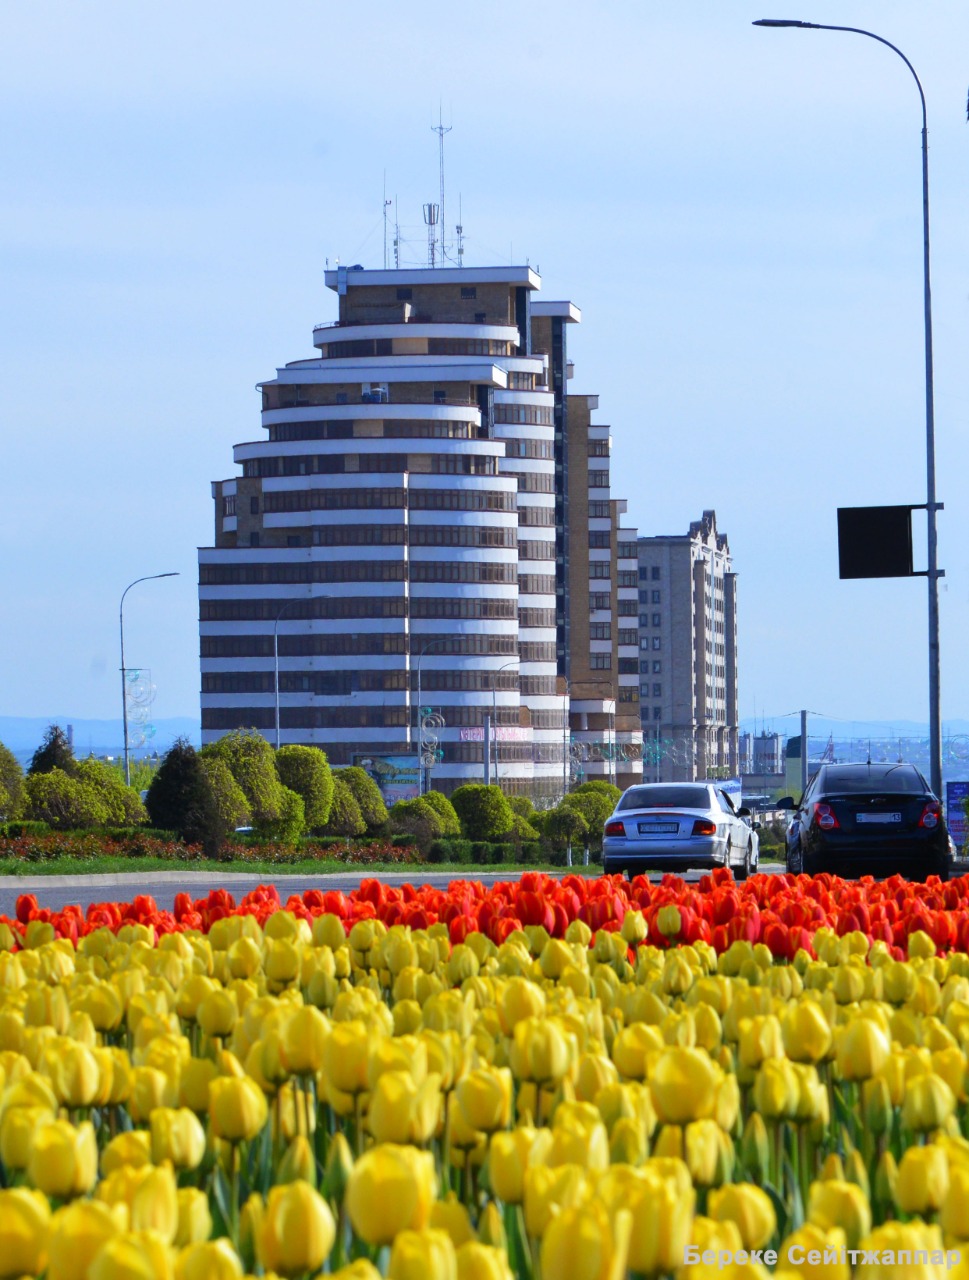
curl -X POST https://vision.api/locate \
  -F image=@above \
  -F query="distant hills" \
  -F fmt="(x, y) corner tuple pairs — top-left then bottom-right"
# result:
(740, 717), (969, 740)
(0, 716), (201, 766)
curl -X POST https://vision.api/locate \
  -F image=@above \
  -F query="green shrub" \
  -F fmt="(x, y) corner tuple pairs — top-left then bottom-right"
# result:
(389, 798), (443, 852)
(333, 767), (388, 835)
(255, 785), (305, 845)
(202, 729), (286, 828)
(199, 756), (251, 834)
(276, 745), (334, 830)
(28, 725), (78, 777)
(520, 840), (543, 865)
(508, 795), (536, 820)
(0, 742), (25, 820)
(427, 838), (474, 863)
(0, 820), (50, 837)
(76, 757), (147, 827)
(543, 803), (590, 854)
(323, 778), (367, 837)
(24, 768), (109, 830)
(391, 834), (418, 848)
(420, 790), (462, 838)
(450, 784), (515, 842)
(146, 738), (224, 855)
(561, 789), (614, 855)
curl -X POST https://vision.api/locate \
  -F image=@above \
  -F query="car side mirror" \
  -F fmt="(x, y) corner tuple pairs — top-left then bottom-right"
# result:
(776, 796), (796, 810)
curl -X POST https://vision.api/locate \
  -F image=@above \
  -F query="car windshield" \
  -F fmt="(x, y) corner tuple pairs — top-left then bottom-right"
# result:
(819, 765), (925, 794)
(617, 785), (711, 812)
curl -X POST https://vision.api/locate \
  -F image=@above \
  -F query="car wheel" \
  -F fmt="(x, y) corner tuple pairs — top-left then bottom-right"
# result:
(787, 842), (804, 876)
(735, 842), (752, 882)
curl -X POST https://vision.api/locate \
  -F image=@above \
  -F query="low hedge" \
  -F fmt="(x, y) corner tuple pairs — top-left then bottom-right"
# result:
(0, 821), (51, 838)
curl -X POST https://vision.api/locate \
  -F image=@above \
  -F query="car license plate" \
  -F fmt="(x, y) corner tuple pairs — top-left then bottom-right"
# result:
(638, 822), (679, 835)
(857, 812), (902, 824)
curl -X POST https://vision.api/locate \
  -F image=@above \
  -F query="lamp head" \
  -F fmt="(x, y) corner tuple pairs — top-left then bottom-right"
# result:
(753, 18), (818, 27)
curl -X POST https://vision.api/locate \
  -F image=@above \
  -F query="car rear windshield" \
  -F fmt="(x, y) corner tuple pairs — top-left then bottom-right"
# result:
(820, 766), (925, 794)
(618, 785), (711, 811)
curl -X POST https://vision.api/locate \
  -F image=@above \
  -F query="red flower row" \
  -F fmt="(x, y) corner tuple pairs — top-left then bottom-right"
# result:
(3, 868), (966, 960)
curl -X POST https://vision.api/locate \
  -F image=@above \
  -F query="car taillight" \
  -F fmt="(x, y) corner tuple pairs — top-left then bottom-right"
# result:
(812, 803), (840, 831)
(919, 802), (942, 829)
(604, 820), (626, 837)
(692, 818), (717, 836)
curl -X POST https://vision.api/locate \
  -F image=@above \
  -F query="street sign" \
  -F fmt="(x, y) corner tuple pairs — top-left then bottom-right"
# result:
(837, 506), (914, 579)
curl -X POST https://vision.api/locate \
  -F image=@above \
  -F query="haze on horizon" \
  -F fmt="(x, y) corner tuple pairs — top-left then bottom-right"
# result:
(2, 0), (968, 730)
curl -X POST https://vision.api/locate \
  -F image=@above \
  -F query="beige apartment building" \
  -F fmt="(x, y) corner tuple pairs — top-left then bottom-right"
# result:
(637, 510), (738, 782)
(199, 263), (642, 800)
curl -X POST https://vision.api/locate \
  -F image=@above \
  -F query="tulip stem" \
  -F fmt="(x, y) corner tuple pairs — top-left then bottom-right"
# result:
(442, 1091), (453, 1193)
(230, 1141), (240, 1247)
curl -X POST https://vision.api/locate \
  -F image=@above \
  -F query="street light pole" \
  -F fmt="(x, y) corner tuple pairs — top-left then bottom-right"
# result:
(415, 639), (450, 795)
(492, 659), (520, 788)
(753, 18), (944, 799)
(119, 573), (179, 786)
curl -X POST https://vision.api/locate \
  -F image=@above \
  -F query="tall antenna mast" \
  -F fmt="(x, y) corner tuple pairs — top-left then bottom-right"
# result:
(456, 194), (464, 268)
(382, 172), (393, 270)
(394, 194), (400, 268)
(422, 203), (439, 267)
(432, 106), (451, 266)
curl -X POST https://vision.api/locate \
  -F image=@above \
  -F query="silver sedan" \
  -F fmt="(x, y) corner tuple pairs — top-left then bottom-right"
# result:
(602, 782), (759, 879)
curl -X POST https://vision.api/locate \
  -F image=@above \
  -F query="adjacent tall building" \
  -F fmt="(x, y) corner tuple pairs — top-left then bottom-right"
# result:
(637, 510), (738, 783)
(199, 264), (643, 799)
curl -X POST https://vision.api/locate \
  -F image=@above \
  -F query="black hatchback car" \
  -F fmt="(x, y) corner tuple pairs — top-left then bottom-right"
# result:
(779, 762), (951, 881)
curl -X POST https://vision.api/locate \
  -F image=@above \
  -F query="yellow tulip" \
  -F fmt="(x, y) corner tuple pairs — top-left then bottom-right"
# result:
(523, 1163), (590, 1238)
(456, 1067), (513, 1134)
(346, 1145), (437, 1245)
(101, 1130), (153, 1176)
(367, 1035), (429, 1089)
(0, 1102), (54, 1169)
(611, 1023), (665, 1080)
(685, 1118), (733, 1189)
(454, 1241), (514, 1280)
(0, 1187), (52, 1280)
(174, 1188), (212, 1248)
(387, 1228), (457, 1280)
(151, 1108), (206, 1171)
(430, 1194), (477, 1248)
(278, 1004), (329, 1076)
(855, 1222), (946, 1280)
(836, 1020), (890, 1082)
(509, 1018), (572, 1085)
(129, 1065), (178, 1122)
(277, 1134), (318, 1186)
(738, 1016), (784, 1071)
(48, 1200), (127, 1280)
(625, 1167), (695, 1276)
(807, 1180), (872, 1252)
(178, 1057), (218, 1114)
(321, 1020), (370, 1095)
(650, 1047), (721, 1124)
(88, 1230), (174, 1280)
(777, 1224), (849, 1280)
(753, 1058), (801, 1121)
(708, 1183), (776, 1251)
(895, 1144), (949, 1215)
(45, 1040), (102, 1109)
(549, 1102), (610, 1174)
(782, 1002), (833, 1064)
(174, 1239), (242, 1280)
(209, 1075), (268, 1143)
(197, 989), (237, 1039)
(541, 1201), (631, 1280)
(28, 1118), (98, 1199)
(489, 1126), (552, 1204)
(259, 1181), (335, 1277)
(369, 1069), (442, 1145)
(575, 1052), (619, 1102)
(901, 1073), (956, 1133)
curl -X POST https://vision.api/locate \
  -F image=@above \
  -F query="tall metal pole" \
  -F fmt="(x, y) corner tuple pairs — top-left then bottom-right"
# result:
(800, 708), (809, 797)
(753, 19), (943, 798)
(416, 638), (450, 795)
(119, 573), (179, 786)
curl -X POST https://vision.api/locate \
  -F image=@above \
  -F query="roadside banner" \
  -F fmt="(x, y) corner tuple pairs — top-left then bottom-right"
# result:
(946, 781), (969, 851)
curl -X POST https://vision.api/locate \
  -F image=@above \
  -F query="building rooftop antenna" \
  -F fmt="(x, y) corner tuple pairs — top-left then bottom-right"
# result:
(432, 106), (452, 267)
(456, 193), (464, 268)
(382, 172), (393, 270)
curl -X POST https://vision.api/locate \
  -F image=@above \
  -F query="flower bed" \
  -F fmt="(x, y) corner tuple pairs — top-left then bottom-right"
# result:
(0, 869), (968, 1279)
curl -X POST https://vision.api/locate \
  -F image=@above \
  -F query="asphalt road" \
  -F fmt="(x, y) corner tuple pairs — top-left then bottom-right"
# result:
(0, 864), (788, 920)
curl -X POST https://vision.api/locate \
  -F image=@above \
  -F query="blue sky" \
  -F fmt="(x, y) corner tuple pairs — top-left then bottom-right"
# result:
(2, 0), (968, 731)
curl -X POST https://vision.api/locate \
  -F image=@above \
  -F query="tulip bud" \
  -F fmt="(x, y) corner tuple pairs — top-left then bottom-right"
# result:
(48, 1199), (127, 1280)
(346, 1145), (437, 1245)
(209, 1075), (268, 1143)
(861, 1076), (894, 1136)
(174, 1238), (243, 1280)
(476, 1204), (508, 1254)
(277, 1135), (317, 1187)
(28, 1118), (98, 1199)
(895, 1144), (949, 1215)
(88, 1230), (173, 1280)
(739, 1112), (770, 1184)
(151, 1108), (206, 1171)
(259, 1181), (335, 1277)
(174, 1188), (212, 1248)
(708, 1182), (776, 1251)
(901, 1072), (955, 1133)
(0, 1188), (52, 1280)
(874, 1150), (898, 1215)
(430, 1193), (476, 1248)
